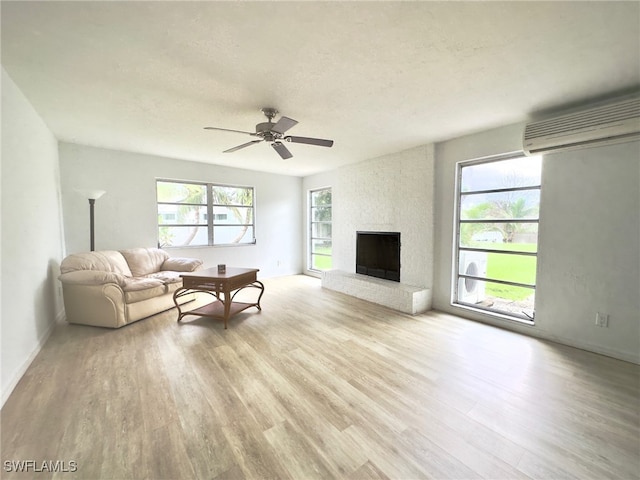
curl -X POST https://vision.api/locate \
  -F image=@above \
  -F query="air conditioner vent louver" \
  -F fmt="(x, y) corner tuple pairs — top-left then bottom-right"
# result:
(524, 94), (640, 155)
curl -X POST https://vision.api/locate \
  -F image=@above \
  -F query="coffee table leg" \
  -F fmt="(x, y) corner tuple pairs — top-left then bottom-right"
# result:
(174, 288), (185, 322)
(254, 281), (265, 310)
(223, 290), (231, 329)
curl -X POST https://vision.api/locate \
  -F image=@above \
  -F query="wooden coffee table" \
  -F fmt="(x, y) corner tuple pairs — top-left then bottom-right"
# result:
(173, 267), (264, 329)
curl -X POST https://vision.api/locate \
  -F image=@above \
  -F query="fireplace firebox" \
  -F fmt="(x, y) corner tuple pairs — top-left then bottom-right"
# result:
(356, 231), (400, 282)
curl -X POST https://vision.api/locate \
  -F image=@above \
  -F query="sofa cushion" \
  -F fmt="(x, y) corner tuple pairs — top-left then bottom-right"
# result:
(162, 257), (203, 272)
(59, 270), (127, 286)
(144, 271), (189, 295)
(122, 277), (165, 303)
(60, 251), (133, 276)
(165, 282), (184, 295)
(120, 248), (170, 277)
(145, 271), (183, 284)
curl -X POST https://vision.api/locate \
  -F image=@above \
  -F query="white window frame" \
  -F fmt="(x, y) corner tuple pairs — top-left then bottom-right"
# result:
(452, 154), (541, 323)
(309, 187), (332, 272)
(157, 179), (255, 248)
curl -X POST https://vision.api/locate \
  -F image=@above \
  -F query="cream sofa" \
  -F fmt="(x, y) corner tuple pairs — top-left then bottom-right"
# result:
(59, 247), (203, 328)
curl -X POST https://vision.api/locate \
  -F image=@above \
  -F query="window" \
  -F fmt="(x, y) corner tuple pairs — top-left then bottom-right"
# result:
(157, 180), (255, 247)
(309, 188), (332, 271)
(453, 155), (542, 322)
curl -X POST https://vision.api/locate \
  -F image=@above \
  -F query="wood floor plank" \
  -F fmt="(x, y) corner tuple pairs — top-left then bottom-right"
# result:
(98, 348), (146, 479)
(1, 275), (638, 480)
(223, 332), (370, 475)
(340, 424), (432, 479)
(208, 343), (288, 431)
(220, 419), (292, 480)
(467, 398), (638, 479)
(158, 349), (238, 478)
(348, 460), (391, 480)
(136, 342), (180, 433)
(402, 425), (528, 480)
(140, 421), (197, 480)
(263, 420), (339, 479)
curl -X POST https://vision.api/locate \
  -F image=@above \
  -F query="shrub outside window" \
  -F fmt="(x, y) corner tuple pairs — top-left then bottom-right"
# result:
(157, 180), (255, 247)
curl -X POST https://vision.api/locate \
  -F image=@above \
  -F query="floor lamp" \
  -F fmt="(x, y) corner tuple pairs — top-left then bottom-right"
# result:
(77, 189), (106, 251)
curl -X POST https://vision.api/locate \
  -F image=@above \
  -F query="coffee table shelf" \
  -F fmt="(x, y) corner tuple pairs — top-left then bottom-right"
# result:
(180, 299), (258, 319)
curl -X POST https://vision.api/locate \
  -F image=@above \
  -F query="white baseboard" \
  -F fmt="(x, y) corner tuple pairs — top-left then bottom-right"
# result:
(539, 333), (640, 365)
(1, 315), (58, 408)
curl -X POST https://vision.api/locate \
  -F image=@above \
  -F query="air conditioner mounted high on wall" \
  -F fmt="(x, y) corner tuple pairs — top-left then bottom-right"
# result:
(523, 93), (640, 155)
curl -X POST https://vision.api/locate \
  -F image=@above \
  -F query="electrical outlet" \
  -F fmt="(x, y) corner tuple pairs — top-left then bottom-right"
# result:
(596, 312), (609, 327)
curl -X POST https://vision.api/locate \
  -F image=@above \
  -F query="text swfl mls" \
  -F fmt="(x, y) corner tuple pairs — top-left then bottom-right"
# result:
(4, 460), (78, 473)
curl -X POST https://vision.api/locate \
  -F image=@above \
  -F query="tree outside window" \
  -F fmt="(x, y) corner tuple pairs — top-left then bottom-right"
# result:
(157, 180), (255, 247)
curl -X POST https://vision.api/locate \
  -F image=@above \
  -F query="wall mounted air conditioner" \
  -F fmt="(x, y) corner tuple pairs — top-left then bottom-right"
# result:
(458, 251), (487, 305)
(523, 94), (640, 155)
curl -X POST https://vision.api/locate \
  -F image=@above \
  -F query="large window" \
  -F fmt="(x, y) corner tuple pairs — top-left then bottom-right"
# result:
(454, 155), (542, 322)
(309, 188), (332, 271)
(157, 180), (255, 247)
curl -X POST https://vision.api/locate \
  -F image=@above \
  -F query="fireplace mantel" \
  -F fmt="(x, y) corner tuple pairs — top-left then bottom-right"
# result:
(321, 270), (431, 315)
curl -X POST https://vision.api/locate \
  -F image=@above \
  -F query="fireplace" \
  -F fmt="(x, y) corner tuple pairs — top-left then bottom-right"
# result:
(356, 231), (400, 282)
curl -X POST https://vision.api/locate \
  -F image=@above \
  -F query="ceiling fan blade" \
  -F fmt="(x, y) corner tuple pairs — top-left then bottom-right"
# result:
(204, 126), (257, 136)
(271, 141), (293, 159)
(224, 140), (262, 153)
(271, 116), (298, 135)
(285, 136), (334, 148)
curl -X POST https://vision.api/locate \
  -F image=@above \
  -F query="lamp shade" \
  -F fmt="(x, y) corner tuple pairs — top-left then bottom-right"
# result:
(75, 189), (106, 200)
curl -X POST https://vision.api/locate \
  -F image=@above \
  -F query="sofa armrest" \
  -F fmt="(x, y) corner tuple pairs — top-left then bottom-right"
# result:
(59, 270), (127, 287)
(61, 282), (127, 328)
(161, 257), (203, 272)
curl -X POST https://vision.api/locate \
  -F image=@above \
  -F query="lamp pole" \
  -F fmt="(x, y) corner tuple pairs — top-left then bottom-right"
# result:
(76, 189), (106, 252)
(89, 198), (96, 251)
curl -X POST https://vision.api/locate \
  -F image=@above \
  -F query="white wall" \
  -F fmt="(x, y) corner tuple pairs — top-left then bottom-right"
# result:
(433, 123), (640, 363)
(58, 143), (302, 278)
(1, 68), (66, 405)
(303, 145), (435, 289)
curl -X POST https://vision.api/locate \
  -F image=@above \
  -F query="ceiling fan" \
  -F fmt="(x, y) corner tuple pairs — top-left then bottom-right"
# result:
(204, 107), (334, 159)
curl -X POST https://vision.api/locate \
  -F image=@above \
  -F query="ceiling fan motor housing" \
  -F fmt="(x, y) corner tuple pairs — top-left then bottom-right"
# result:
(255, 121), (276, 135)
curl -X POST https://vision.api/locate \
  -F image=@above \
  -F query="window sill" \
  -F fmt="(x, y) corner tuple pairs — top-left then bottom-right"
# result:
(161, 242), (256, 250)
(451, 301), (535, 326)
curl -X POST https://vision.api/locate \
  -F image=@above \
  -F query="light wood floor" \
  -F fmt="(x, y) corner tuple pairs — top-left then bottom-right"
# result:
(2, 275), (639, 479)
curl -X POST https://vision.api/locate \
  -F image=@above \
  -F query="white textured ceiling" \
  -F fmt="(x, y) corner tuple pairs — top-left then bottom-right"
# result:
(2, 1), (639, 176)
